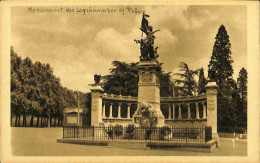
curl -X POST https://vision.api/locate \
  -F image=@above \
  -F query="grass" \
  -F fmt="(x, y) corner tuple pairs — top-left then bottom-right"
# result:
(11, 127), (247, 156)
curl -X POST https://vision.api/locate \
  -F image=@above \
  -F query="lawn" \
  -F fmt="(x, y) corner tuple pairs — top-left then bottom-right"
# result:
(11, 127), (247, 156)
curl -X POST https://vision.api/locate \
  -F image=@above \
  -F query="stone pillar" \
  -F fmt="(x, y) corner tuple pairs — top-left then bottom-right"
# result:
(109, 103), (113, 118)
(206, 81), (219, 145)
(172, 104), (175, 120)
(127, 103), (131, 119)
(90, 86), (104, 127)
(118, 103), (122, 118)
(168, 104), (172, 120)
(134, 60), (165, 126)
(187, 103), (191, 119)
(178, 104), (182, 120)
(102, 103), (106, 118)
(196, 102), (200, 119)
(203, 101), (206, 119)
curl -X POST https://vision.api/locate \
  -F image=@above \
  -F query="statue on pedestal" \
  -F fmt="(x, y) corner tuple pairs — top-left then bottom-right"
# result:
(134, 12), (160, 61)
(89, 74), (103, 92)
(94, 74), (101, 85)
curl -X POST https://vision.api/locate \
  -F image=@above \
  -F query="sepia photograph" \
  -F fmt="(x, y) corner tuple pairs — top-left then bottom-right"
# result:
(1, 1), (259, 162)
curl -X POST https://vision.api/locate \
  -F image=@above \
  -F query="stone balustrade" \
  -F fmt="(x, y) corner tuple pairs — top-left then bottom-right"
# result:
(161, 94), (207, 121)
(101, 93), (207, 122)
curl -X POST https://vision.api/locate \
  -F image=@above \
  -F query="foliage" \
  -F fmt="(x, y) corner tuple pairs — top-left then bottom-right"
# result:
(114, 124), (123, 136)
(197, 68), (207, 94)
(125, 124), (135, 134)
(174, 62), (199, 96)
(208, 25), (233, 85)
(237, 68), (247, 122)
(159, 126), (171, 136)
(102, 61), (173, 97)
(105, 126), (114, 137)
(207, 25), (247, 133)
(160, 72), (174, 97)
(102, 61), (139, 96)
(10, 47), (90, 127)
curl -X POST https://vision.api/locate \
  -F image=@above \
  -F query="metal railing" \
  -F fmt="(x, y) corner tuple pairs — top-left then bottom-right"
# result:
(63, 126), (211, 143)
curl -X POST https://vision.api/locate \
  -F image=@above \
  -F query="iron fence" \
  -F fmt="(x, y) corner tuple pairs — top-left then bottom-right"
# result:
(63, 126), (211, 143)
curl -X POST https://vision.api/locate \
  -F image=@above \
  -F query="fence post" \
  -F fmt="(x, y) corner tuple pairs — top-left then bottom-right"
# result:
(73, 126), (75, 138)
(186, 127), (187, 143)
(93, 126), (95, 139)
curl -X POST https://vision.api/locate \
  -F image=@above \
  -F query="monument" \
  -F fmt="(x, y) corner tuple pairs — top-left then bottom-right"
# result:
(132, 12), (165, 126)
(89, 74), (104, 127)
(206, 70), (219, 146)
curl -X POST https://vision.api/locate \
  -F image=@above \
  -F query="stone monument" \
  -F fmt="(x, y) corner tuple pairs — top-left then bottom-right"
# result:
(206, 70), (219, 146)
(132, 12), (165, 126)
(89, 74), (104, 127)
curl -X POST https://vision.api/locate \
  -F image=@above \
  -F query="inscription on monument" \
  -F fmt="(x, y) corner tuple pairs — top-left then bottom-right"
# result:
(208, 97), (215, 110)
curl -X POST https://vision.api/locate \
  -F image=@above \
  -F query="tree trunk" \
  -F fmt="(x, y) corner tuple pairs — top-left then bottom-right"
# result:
(30, 115), (34, 127)
(45, 118), (48, 127)
(58, 118), (60, 126)
(15, 115), (18, 127)
(41, 117), (43, 127)
(18, 115), (20, 127)
(54, 118), (56, 127)
(36, 116), (40, 127)
(23, 115), (26, 127)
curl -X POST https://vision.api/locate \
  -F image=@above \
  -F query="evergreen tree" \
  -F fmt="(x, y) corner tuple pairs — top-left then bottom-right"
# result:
(102, 61), (139, 96)
(197, 68), (207, 95)
(208, 25), (233, 85)
(102, 61), (173, 97)
(174, 62), (199, 96)
(237, 67), (247, 120)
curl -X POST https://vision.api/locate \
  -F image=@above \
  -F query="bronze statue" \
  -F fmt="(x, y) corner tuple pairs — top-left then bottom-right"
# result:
(135, 12), (160, 61)
(94, 74), (101, 85)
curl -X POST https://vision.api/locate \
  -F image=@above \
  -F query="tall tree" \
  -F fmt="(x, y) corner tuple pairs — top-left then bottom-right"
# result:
(11, 47), (79, 127)
(174, 62), (199, 96)
(160, 72), (174, 97)
(208, 25), (233, 85)
(197, 68), (207, 95)
(237, 67), (247, 120)
(102, 61), (139, 96)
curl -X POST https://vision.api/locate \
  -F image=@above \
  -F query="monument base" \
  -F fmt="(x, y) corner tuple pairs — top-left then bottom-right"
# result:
(212, 133), (219, 147)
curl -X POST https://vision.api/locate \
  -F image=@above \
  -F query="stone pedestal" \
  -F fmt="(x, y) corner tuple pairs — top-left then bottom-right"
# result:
(133, 60), (165, 126)
(206, 81), (219, 146)
(90, 85), (104, 127)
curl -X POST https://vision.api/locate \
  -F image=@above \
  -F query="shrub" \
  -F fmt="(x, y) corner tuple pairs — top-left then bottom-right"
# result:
(125, 124), (135, 134)
(105, 126), (113, 137)
(114, 124), (123, 136)
(160, 126), (171, 136)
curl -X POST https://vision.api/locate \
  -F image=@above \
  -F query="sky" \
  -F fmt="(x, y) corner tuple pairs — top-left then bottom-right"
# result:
(11, 5), (247, 92)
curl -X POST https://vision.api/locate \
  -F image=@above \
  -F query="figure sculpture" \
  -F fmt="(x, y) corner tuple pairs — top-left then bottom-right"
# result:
(94, 74), (101, 85)
(134, 12), (160, 61)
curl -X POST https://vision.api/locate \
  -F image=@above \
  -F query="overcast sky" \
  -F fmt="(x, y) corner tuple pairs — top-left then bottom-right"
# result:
(11, 5), (247, 92)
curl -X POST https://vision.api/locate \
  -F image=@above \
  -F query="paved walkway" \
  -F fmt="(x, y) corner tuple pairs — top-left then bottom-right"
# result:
(11, 127), (247, 156)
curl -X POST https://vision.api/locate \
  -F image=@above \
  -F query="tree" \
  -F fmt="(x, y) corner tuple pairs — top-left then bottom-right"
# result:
(237, 68), (247, 120)
(160, 72), (174, 97)
(174, 62), (199, 96)
(197, 68), (207, 94)
(11, 47), (79, 127)
(208, 25), (233, 85)
(102, 61), (139, 96)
